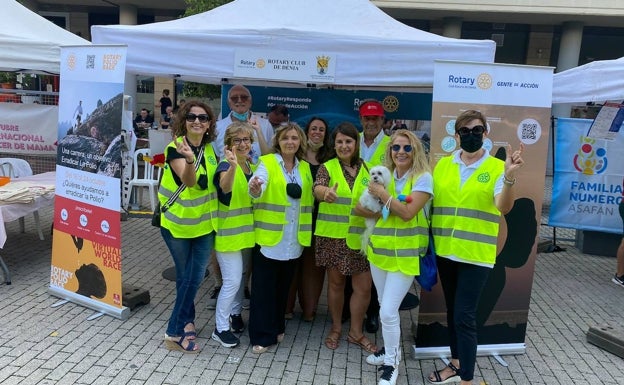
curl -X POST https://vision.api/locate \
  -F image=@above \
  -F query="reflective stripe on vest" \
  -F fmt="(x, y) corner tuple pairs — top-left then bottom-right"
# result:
(253, 154), (314, 247)
(432, 155), (503, 264)
(215, 161), (255, 252)
(315, 159), (367, 238)
(158, 141), (218, 238)
(367, 175), (428, 275)
(345, 162), (372, 249)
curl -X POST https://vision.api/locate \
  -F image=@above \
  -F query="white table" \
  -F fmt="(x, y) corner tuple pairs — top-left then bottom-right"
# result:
(0, 171), (55, 284)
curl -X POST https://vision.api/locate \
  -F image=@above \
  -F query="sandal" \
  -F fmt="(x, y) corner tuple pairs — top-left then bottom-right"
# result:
(428, 362), (460, 384)
(324, 330), (341, 350)
(347, 333), (377, 353)
(184, 323), (197, 340)
(164, 336), (199, 354)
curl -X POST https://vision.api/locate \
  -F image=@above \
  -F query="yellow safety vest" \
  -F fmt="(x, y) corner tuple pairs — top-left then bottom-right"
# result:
(215, 160), (255, 252)
(367, 176), (428, 275)
(345, 161), (373, 250)
(158, 140), (218, 238)
(361, 133), (391, 166)
(315, 158), (368, 239)
(432, 155), (503, 265)
(253, 154), (314, 247)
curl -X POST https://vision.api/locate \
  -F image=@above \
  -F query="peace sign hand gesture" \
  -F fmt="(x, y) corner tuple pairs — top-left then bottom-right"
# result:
(504, 143), (525, 180)
(174, 135), (195, 163)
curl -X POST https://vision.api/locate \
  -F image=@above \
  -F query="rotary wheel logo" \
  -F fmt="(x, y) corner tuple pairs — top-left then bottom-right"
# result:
(382, 96), (399, 113)
(67, 54), (76, 70)
(256, 59), (266, 69)
(477, 73), (492, 90)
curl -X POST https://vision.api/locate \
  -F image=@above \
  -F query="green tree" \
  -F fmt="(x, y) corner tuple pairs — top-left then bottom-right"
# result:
(181, 0), (233, 98)
(184, 0), (233, 16)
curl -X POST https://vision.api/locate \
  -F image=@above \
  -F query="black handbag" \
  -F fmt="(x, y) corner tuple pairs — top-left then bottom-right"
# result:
(151, 147), (204, 228)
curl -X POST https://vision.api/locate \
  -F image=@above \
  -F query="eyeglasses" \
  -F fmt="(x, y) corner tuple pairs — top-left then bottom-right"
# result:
(186, 113), (209, 123)
(232, 137), (251, 145)
(457, 125), (486, 136)
(229, 95), (250, 103)
(391, 144), (412, 153)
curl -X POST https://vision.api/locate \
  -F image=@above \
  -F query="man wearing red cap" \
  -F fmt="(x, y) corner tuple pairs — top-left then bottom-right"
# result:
(359, 100), (392, 166)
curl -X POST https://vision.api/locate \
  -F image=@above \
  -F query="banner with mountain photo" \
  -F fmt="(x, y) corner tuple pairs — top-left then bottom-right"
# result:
(414, 61), (553, 358)
(50, 45), (129, 319)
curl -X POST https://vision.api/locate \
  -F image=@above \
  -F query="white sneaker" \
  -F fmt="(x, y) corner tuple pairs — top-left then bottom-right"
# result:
(378, 364), (398, 385)
(366, 347), (386, 365)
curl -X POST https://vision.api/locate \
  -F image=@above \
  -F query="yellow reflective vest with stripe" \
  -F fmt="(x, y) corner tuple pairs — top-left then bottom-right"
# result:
(432, 155), (503, 265)
(367, 175), (428, 275)
(316, 158), (368, 240)
(345, 161), (373, 250)
(158, 140), (218, 238)
(215, 160), (255, 252)
(253, 154), (314, 247)
(360, 133), (391, 166)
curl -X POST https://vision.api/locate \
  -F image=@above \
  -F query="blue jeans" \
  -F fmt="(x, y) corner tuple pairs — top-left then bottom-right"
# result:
(437, 256), (491, 382)
(161, 227), (214, 337)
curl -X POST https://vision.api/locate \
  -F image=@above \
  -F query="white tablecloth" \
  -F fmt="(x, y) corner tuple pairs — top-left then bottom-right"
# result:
(0, 171), (55, 248)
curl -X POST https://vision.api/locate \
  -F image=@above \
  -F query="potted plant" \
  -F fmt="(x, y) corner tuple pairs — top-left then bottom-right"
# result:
(0, 72), (17, 89)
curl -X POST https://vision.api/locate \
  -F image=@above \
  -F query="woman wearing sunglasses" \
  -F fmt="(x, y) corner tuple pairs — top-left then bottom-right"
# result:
(356, 129), (432, 385)
(247, 123), (314, 354)
(211, 121), (256, 349)
(159, 101), (219, 353)
(428, 110), (524, 385)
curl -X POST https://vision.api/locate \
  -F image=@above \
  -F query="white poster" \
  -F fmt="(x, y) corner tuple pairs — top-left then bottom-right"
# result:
(234, 49), (336, 83)
(0, 104), (58, 155)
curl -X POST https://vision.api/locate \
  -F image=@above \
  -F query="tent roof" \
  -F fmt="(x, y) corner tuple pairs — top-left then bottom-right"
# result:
(0, 1), (89, 74)
(553, 57), (624, 104)
(92, 0), (495, 87)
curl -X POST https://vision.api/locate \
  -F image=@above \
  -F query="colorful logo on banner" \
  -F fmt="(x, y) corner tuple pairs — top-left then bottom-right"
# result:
(573, 136), (608, 175)
(316, 55), (330, 75)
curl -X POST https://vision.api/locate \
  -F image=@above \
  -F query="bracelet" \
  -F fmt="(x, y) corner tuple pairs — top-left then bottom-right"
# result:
(185, 157), (195, 164)
(503, 175), (516, 186)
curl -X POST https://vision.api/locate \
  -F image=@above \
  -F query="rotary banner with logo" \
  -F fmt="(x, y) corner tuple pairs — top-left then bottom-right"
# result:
(415, 61), (553, 358)
(233, 49), (336, 83)
(50, 45), (129, 320)
(549, 117), (624, 232)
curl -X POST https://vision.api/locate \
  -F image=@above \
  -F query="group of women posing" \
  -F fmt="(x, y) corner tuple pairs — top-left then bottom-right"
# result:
(157, 100), (524, 385)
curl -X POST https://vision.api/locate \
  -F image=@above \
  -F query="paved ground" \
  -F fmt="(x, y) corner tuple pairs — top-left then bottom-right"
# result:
(1, 179), (623, 385)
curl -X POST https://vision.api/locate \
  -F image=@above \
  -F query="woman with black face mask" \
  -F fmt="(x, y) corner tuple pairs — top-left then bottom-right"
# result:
(247, 123), (314, 354)
(428, 110), (524, 385)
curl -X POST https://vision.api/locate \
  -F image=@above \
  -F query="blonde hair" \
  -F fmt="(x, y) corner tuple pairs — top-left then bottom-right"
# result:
(224, 121), (254, 148)
(383, 129), (430, 178)
(271, 122), (307, 160)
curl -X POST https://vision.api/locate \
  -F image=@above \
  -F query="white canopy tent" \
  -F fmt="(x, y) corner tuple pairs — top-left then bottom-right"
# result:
(91, 0), (496, 87)
(552, 57), (624, 104)
(1, 1), (89, 73)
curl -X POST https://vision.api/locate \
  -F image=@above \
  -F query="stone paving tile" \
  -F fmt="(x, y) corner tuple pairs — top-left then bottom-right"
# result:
(1, 180), (624, 384)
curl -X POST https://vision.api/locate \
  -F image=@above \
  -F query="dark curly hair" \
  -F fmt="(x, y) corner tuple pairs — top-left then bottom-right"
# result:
(171, 100), (217, 145)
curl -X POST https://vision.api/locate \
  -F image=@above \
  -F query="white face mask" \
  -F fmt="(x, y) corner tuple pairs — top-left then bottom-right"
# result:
(307, 139), (323, 151)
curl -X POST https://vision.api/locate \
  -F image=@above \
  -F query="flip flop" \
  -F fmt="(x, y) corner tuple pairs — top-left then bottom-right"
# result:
(347, 333), (377, 353)
(324, 331), (341, 350)
(164, 336), (199, 354)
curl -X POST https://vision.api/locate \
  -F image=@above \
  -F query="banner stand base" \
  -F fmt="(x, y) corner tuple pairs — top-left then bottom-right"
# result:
(412, 343), (526, 362)
(49, 287), (130, 320)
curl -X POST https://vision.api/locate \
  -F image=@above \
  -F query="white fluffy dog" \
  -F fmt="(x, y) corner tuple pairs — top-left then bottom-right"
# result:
(359, 165), (392, 254)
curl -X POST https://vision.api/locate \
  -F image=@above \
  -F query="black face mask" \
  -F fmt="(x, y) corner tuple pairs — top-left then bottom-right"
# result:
(286, 183), (302, 199)
(459, 133), (483, 153)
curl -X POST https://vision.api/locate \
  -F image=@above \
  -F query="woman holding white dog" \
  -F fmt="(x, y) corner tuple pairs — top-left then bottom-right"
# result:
(314, 122), (376, 353)
(357, 129), (432, 385)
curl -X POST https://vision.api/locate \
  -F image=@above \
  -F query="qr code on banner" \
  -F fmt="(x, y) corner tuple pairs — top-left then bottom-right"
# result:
(521, 122), (537, 140)
(86, 55), (95, 69)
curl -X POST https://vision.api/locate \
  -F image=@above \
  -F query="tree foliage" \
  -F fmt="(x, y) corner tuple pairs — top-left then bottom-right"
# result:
(181, 0), (233, 98)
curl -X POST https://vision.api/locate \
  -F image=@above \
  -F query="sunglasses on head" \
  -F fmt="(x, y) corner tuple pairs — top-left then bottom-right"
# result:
(457, 125), (486, 136)
(186, 113), (210, 123)
(391, 144), (413, 153)
(229, 95), (250, 102)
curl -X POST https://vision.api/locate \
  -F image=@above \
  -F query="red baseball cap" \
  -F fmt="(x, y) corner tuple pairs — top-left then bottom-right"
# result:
(359, 101), (384, 117)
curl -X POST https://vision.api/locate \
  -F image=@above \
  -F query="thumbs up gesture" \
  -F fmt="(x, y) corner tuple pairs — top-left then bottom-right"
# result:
(324, 183), (339, 203)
